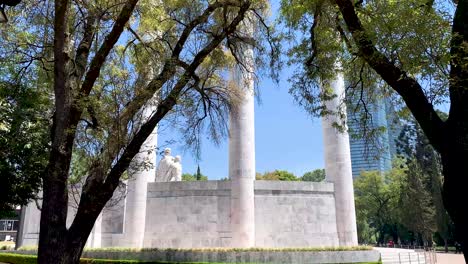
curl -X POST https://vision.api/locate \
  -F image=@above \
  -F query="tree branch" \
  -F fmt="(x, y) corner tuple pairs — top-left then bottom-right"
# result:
(101, 0), (249, 166)
(74, 15), (96, 80)
(72, 0), (139, 117)
(448, 0), (468, 121)
(68, 0), (252, 236)
(334, 0), (445, 152)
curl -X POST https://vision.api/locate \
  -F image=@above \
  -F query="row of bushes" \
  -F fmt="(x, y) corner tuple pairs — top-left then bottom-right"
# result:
(0, 252), (381, 264)
(17, 246), (373, 253)
(0, 253), (187, 264)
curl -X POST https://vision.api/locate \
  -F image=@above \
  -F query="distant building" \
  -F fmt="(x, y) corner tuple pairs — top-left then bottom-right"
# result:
(0, 209), (20, 241)
(346, 94), (401, 178)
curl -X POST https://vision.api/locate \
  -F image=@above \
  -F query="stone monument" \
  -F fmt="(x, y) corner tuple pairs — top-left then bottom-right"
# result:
(169, 155), (182, 182)
(155, 148), (182, 182)
(155, 148), (174, 182)
(18, 21), (358, 251)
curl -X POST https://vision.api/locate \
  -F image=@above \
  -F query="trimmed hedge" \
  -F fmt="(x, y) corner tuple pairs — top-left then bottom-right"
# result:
(0, 253), (36, 264)
(0, 252), (381, 264)
(0, 253), (160, 264)
(17, 246), (373, 253)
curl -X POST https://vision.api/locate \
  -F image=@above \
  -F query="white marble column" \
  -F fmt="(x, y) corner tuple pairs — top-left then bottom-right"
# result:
(229, 18), (256, 248)
(321, 70), (358, 246)
(123, 101), (158, 248)
(87, 213), (102, 248)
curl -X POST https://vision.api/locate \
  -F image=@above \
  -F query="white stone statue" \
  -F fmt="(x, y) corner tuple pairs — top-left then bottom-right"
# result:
(169, 155), (182, 182)
(155, 148), (174, 182)
(155, 148), (182, 182)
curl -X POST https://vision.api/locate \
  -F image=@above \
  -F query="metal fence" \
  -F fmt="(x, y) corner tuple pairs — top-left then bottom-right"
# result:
(380, 249), (437, 264)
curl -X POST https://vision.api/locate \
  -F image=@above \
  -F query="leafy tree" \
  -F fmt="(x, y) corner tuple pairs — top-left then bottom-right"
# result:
(1, 0), (277, 263)
(196, 165), (202, 181)
(354, 168), (403, 244)
(301, 169), (325, 182)
(281, 0), (468, 256)
(355, 211), (376, 245)
(398, 116), (453, 249)
(182, 172), (208, 181)
(399, 160), (436, 246)
(0, 80), (50, 214)
(256, 170), (298, 181)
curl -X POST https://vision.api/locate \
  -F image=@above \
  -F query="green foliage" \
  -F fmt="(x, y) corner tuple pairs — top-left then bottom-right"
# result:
(354, 162), (406, 244)
(301, 169), (325, 182)
(0, 81), (50, 212)
(397, 116), (454, 246)
(279, 0), (452, 140)
(354, 149), (454, 246)
(256, 170), (298, 181)
(182, 173), (208, 181)
(196, 166), (202, 181)
(0, 253), (37, 264)
(16, 246), (373, 253)
(0, 252), (380, 264)
(0, 253), (162, 263)
(399, 159), (436, 244)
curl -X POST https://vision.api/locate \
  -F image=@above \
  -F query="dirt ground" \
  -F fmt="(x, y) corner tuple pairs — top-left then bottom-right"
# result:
(436, 253), (466, 264)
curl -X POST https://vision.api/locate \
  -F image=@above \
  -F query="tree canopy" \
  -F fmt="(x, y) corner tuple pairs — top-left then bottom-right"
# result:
(301, 169), (325, 182)
(0, 74), (49, 214)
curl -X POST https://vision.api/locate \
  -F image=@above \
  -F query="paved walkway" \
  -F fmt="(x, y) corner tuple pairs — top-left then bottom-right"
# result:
(375, 247), (466, 264)
(436, 253), (465, 264)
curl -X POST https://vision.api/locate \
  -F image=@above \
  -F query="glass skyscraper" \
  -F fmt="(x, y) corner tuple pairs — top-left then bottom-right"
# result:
(346, 95), (401, 178)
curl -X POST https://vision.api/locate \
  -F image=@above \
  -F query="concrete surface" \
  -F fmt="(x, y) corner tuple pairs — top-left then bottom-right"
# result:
(436, 253), (466, 264)
(142, 180), (340, 248)
(228, 17), (256, 248)
(321, 69), (358, 246)
(80, 249), (381, 263)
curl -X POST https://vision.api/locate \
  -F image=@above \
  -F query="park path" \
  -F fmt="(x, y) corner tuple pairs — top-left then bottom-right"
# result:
(436, 253), (465, 264)
(375, 247), (466, 264)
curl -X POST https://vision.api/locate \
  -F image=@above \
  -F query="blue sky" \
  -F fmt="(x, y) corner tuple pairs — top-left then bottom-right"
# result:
(157, 69), (326, 180)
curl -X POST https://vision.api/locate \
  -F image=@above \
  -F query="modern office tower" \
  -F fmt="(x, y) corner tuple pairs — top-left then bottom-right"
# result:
(346, 93), (401, 178)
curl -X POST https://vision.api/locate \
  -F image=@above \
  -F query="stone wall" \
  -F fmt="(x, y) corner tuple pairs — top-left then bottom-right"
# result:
(142, 180), (339, 248)
(19, 180), (341, 249)
(5, 249), (381, 264)
(81, 249), (380, 263)
(254, 181), (339, 247)
(143, 181), (232, 248)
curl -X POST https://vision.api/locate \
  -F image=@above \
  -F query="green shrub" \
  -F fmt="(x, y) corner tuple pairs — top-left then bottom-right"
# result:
(0, 253), (154, 264)
(0, 253), (211, 264)
(91, 246), (372, 253)
(0, 251), (380, 264)
(0, 253), (37, 264)
(16, 246), (37, 252)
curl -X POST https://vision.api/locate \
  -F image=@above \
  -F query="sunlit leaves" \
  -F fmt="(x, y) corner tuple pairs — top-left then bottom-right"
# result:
(280, 0), (453, 116)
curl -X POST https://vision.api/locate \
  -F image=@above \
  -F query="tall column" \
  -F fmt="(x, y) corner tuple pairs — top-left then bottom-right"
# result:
(321, 69), (358, 246)
(87, 213), (102, 248)
(229, 18), (256, 248)
(123, 101), (158, 248)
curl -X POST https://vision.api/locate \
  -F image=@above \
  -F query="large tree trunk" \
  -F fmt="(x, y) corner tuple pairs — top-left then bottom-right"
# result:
(441, 133), (468, 259)
(38, 166), (111, 264)
(38, 171), (69, 263)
